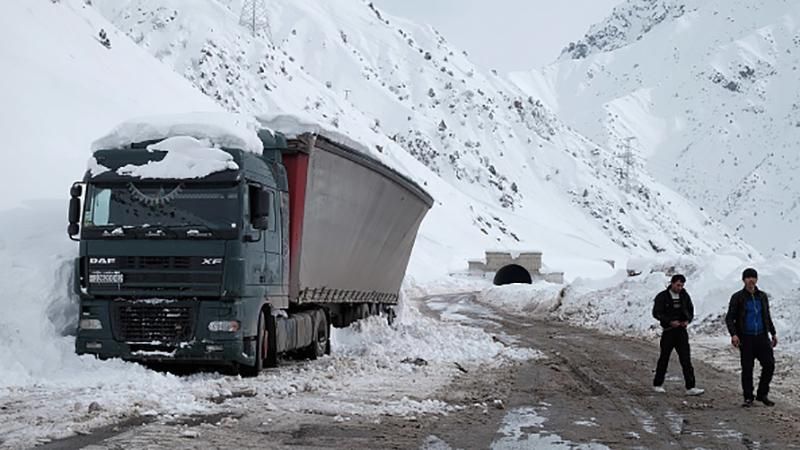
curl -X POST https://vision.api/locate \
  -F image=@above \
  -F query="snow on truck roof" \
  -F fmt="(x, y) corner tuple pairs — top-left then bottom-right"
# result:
(88, 112), (430, 205)
(257, 113), (373, 156)
(91, 112), (264, 154)
(90, 111), (367, 156)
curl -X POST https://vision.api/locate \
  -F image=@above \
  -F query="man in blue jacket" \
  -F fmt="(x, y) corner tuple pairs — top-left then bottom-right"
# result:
(725, 268), (778, 407)
(652, 274), (705, 396)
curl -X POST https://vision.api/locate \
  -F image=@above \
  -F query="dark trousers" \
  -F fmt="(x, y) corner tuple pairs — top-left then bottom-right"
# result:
(653, 327), (695, 389)
(740, 333), (775, 400)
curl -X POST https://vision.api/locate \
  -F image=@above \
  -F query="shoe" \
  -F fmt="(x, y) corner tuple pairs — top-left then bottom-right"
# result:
(686, 387), (705, 396)
(653, 386), (666, 393)
(742, 398), (754, 407)
(756, 396), (775, 407)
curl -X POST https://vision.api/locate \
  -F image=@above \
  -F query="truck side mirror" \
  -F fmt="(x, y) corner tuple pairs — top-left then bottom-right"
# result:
(68, 182), (84, 240)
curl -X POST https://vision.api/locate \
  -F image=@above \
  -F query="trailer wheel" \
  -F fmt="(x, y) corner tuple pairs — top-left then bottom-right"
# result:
(324, 310), (332, 355)
(383, 304), (396, 326)
(305, 312), (329, 360)
(240, 310), (267, 377)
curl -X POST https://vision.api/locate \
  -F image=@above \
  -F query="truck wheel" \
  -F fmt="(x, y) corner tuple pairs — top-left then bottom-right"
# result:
(240, 310), (267, 377)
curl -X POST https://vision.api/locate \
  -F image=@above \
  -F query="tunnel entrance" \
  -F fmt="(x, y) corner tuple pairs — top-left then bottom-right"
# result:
(493, 264), (532, 286)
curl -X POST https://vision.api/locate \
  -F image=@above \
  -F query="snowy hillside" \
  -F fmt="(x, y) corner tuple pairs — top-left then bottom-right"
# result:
(0, 0), (220, 212)
(511, 0), (800, 257)
(90, 0), (748, 264)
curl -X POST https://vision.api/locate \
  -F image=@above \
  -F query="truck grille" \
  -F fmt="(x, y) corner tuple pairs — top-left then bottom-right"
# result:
(112, 303), (196, 343)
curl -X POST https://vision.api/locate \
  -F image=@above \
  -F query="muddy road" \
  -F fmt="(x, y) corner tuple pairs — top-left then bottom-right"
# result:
(37, 293), (800, 449)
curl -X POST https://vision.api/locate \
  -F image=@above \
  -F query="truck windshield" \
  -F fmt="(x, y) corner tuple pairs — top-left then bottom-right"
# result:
(83, 182), (239, 230)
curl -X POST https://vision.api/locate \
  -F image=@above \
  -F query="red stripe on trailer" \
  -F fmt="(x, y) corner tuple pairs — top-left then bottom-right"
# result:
(282, 151), (309, 292)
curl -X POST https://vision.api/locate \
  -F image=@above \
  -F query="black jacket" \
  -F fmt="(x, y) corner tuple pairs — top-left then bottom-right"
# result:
(652, 288), (694, 329)
(725, 287), (776, 337)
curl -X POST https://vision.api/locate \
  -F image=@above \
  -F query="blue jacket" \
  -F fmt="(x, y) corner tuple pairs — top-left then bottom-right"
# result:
(725, 288), (776, 337)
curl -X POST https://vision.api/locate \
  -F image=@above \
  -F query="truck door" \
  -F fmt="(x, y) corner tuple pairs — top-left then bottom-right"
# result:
(246, 183), (268, 286)
(264, 188), (282, 290)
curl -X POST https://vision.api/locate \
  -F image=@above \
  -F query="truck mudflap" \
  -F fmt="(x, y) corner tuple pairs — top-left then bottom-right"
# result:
(75, 336), (252, 366)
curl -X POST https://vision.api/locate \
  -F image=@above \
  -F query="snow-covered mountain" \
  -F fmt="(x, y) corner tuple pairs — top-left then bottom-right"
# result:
(87, 0), (748, 266)
(510, 0), (800, 258)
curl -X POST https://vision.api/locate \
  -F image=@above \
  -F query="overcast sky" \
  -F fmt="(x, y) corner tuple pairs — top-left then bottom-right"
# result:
(373, 0), (622, 73)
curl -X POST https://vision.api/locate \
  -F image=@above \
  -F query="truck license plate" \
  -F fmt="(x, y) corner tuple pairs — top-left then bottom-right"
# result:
(89, 272), (124, 284)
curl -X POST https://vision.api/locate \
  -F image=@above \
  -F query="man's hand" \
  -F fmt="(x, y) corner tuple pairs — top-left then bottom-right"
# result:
(679, 321), (689, 328)
(772, 335), (778, 348)
(669, 320), (681, 328)
(731, 335), (740, 348)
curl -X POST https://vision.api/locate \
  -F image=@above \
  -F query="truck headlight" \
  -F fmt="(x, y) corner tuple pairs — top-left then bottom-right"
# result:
(79, 319), (103, 330)
(208, 321), (240, 332)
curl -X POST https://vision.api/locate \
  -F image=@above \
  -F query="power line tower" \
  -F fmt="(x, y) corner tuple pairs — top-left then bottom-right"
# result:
(619, 136), (636, 193)
(239, 0), (271, 39)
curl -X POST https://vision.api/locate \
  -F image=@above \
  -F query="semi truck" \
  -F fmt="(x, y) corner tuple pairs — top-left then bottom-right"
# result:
(68, 119), (433, 375)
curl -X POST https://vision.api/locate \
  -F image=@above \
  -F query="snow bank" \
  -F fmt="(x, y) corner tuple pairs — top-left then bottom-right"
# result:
(0, 202), (80, 388)
(334, 306), (540, 366)
(403, 274), (493, 299)
(477, 282), (565, 316)
(556, 253), (800, 344)
(467, 251), (800, 352)
(114, 136), (239, 179)
(92, 112), (263, 154)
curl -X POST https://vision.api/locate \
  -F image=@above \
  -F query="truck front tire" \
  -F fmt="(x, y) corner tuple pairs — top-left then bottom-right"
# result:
(240, 310), (267, 377)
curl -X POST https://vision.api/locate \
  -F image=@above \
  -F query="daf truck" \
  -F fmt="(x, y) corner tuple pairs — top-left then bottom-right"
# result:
(68, 120), (433, 375)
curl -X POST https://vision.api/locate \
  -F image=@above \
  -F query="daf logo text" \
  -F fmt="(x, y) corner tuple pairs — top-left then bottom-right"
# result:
(89, 257), (116, 265)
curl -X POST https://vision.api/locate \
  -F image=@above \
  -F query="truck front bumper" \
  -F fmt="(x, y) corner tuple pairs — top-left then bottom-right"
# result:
(76, 335), (254, 367)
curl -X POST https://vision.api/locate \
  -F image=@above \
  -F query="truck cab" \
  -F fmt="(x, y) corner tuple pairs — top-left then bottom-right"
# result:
(72, 133), (293, 372)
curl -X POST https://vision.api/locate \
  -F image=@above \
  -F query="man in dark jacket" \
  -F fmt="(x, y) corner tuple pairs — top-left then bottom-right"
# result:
(725, 267), (778, 407)
(652, 274), (704, 396)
